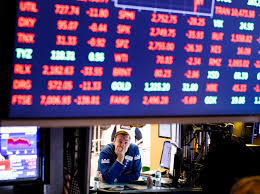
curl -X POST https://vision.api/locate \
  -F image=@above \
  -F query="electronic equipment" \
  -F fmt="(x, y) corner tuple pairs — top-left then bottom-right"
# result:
(3, 0), (259, 119)
(0, 126), (41, 183)
(160, 141), (172, 170)
(160, 140), (183, 183)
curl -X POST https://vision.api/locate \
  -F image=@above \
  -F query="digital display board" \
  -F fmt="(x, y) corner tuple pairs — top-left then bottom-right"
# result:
(9, 0), (260, 118)
(0, 126), (40, 181)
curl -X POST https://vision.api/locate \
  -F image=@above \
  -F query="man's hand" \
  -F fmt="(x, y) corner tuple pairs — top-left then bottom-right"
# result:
(113, 133), (130, 165)
(115, 146), (127, 164)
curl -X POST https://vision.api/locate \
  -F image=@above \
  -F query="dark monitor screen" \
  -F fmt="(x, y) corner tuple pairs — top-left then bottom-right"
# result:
(160, 141), (172, 169)
(8, 0), (260, 119)
(0, 126), (40, 182)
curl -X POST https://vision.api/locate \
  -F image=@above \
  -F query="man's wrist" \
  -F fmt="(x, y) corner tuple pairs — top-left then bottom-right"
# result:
(116, 156), (124, 164)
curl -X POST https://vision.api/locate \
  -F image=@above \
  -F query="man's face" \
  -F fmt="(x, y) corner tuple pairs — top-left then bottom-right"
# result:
(113, 134), (130, 153)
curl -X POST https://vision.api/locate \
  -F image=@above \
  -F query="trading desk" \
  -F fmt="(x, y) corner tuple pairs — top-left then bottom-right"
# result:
(93, 183), (204, 194)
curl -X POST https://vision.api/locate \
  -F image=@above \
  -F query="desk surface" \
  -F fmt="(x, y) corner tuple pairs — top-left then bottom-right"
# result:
(96, 183), (203, 193)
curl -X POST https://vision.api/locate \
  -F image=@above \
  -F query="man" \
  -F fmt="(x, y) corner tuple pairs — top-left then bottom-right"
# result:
(230, 176), (260, 194)
(98, 130), (142, 184)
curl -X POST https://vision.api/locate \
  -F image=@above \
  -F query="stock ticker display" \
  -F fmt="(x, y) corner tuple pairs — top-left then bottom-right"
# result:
(9, 0), (260, 118)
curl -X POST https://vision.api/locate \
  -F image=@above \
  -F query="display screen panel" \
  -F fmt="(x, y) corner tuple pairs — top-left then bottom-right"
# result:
(9, 0), (260, 118)
(0, 126), (40, 182)
(160, 141), (172, 169)
(159, 124), (172, 138)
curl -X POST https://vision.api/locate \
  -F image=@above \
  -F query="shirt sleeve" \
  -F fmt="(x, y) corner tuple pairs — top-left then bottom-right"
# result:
(117, 146), (142, 183)
(98, 151), (125, 184)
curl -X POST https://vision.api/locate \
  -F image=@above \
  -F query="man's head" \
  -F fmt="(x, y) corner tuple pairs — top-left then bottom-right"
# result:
(113, 130), (130, 153)
(230, 176), (260, 194)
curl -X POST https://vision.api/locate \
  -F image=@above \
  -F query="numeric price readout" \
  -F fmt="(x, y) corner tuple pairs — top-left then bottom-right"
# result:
(9, 0), (260, 118)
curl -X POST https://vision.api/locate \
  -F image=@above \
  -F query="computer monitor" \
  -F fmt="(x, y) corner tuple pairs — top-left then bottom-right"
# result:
(160, 141), (182, 182)
(159, 124), (172, 139)
(0, 126), (41, 183)
(160, 141), (172, 169)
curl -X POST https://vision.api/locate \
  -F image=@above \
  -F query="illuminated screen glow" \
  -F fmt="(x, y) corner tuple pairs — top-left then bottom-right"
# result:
(9, 0), (260, 118)
(160, 141), (172, 169)
(0, 126), (40, 181)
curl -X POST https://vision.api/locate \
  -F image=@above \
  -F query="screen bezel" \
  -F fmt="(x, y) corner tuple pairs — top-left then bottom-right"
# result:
(0, 0), (16, 121)
(2, 114), (260, 128)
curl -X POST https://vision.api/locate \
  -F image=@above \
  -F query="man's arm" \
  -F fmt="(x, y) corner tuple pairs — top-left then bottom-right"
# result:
(98, 152), (125, 184)
(117, 147), (142, 183)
